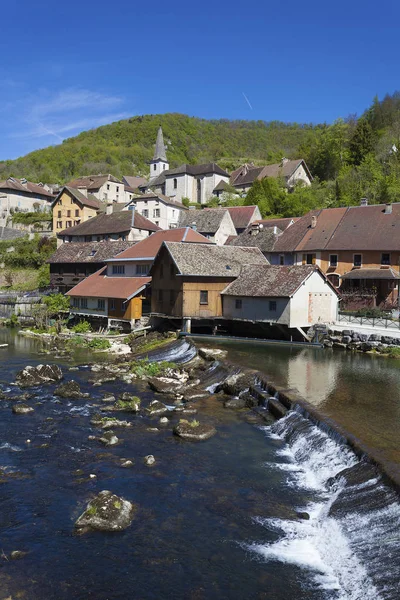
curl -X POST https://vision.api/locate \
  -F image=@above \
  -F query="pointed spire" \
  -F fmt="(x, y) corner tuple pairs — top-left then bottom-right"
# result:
(153, 126), (167, 161)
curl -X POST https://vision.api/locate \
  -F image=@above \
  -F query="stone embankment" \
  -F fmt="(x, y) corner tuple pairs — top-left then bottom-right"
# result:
(323, 328), (400, 354)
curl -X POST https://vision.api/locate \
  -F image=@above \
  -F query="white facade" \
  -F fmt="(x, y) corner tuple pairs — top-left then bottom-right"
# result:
(223, 270), (338, 327)
(61, 228), (151, 244)
(287, 163), (312, 187)
(80, 180), (124, 204)
(106, 260), (151, 278)
(211, 211), (237, 245)
(164, 172), (230, 205)
(70, 296), (108, 318)
(0, 190), (52, 227)
(125, 197), (184, 229)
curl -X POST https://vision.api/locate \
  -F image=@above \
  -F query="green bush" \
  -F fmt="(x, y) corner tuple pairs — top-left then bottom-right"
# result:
(130, 359), (176, 377)
(71, 320), (92, 333)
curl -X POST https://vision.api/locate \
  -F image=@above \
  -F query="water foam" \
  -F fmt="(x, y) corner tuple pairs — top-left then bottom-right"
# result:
(247, 410), (400, 599)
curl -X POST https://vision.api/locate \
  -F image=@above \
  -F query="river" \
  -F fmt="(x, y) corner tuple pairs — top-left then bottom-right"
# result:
(0, 329), (399, 599)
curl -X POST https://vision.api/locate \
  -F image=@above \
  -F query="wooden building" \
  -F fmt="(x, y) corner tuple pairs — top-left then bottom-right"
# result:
(150, 242), (268, 330)
(52, 187), (102, 237)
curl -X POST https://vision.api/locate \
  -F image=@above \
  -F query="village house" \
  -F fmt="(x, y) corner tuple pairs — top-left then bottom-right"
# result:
(124, 193), (187, 229)
(122, 176), (148, 194)
(0, 178), (54, 227)
(270, 201), (400, 310)
(230, 159), (312, 194)
(48, 239), (132, 293)
(52, 187), (103, 237)
(150, 242), (267, 331)
(178, 208), (236, 245)
(221, 205), (262, 234)
(66, 227), (211, 330)
(57, 206), (160, 246)
(67, 174), (125, 204)
(222, 264), (339, 336)
(228, 222), (280, 257)
(139, 127), (230, 204)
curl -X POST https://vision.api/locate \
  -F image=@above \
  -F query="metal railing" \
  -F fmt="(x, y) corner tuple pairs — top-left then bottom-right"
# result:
(338, 313), (400, 330)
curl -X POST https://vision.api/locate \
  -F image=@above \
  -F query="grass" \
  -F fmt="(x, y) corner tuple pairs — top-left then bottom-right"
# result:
(115, 397), (141, 410)
(130, 359), (177, 377)
(68, 337), (111, 350)
(179, 419), (200, 428)
(385, 347), (400, 358)
(0, 268), (41, 291)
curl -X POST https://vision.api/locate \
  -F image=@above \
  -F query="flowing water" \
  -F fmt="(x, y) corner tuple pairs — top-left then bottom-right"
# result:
(0, 329), (399, 599)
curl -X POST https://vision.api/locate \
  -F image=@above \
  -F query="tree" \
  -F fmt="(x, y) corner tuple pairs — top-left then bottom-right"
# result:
(244, 177), (286, 217)
(349, 119), (375, 165)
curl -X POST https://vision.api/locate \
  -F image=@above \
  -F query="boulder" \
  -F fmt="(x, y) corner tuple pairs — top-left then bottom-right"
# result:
(54, 380), (87, 399)
(144, 455), (155, 466)
(75, 490), (135, 533)
(12, 403), (34, 415)
(99, 431), (119, 446)
(341, 330), (353, 337)
(147, 377), (179, 394)
(369, 334), (381, 342)
(221, 372), (254, 396)
(174, 419), (216, 441)
(223, 397), (246, 409)
(181, 388), (209, 402)
(102, 395), (116, 403)
(15, 364), (63, 387)
(382, 336), (394, 344)
(341, 335), (352, 345)
(91, 415), (132, 429)
(198, 348), (228, 361)
(101, 395), (140, 413)
(146, 400), (168, 416)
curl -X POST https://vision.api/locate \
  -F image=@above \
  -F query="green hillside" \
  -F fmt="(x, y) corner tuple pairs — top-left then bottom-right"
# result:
(1, 93), (400, 215)
(0, 113), (319, 183)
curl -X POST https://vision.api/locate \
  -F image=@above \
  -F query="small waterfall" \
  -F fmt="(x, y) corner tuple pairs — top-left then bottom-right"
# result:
(250, 410), (400, 599)
(142, 339), (197, 364)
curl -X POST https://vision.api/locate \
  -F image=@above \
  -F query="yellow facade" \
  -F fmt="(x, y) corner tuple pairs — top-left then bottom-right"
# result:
(53, 190), (98, 237)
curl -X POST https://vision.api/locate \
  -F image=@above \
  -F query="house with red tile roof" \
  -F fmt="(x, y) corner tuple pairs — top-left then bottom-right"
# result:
(0, 177), (54, 227)
(269, 201), (400, 309)
(230, 159), (312, 193)
(66, 227), (212, 330)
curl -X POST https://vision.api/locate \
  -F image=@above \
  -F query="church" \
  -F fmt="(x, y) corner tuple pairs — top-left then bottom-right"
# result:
(139, 127), (230, 205)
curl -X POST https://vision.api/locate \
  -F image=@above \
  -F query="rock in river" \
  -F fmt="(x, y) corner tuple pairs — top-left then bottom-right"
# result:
(12, 403), (34, 415)
(174, 419), (216, 441)
(99, 431), (119, 446)
(75, 490), (135, 533)
(15, 364), (63, 387)
(146, 400), (168, 416)
(198, 348), (228, 361)
(54, 380), (87, 399)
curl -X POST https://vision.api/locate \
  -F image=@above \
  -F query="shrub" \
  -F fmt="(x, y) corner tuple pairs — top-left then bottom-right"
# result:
(130, 359), (176, 377)
(71, 320), (92, 333)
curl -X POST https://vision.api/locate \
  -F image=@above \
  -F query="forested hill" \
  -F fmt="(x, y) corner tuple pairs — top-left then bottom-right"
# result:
(0, 113), (319, 183)
(1, 92), (400, 215)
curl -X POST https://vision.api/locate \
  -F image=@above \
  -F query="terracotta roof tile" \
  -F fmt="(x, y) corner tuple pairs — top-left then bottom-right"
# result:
(178, 208), (229, 234)
(66, 267), (151, 299)
(110, 227), (212, 261)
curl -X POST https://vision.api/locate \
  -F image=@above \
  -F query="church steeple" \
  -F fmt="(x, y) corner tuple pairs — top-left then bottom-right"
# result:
(153, 126), (167, 161)
(150, 126), (169, 179)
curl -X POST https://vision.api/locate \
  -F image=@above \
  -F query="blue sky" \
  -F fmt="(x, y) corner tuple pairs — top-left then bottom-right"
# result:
(1, 0), (399, 160)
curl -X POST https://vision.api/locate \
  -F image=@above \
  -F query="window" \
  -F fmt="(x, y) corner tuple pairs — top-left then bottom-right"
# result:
(97, 299), (105, 311)
(353, 254), (362, 267)
(329, 254), (338, 267)
(142, 209), (149, 217)
(58, 210), (61, 218)
(85, 236), (92, 242)
(75, 209), (79, 217)
(112, 265), (125, 275)
(67, 210), (71, 217)
(153, 208), (160, 218)
(80, 298), (88, 309)
(66, 220), (72, 228)
(269, 300), (277, 312)
(103, 193), (108, 200)
(116, 186), (119, 192)
(279, 255), (285, 266)
(153, 164), (156, 171)
(303, 253), (316, 265)
(57, 221), (62, 228)
(72, 298), (79, 308)
(235, 299), (242, 309)
(74, 220), (79, 226)
(110, 299), (116, 310)
(107, 184), (110, 190)
(136, 264), (150, 275)
(158, 289), (163, 302)
(381, 253), (390, 266)
(327, 274), (340, 288)
(173, 178), (177, 189)
(163, 164), (166, 170)
(200, 290), (208, 305)
(155, 221), (159, 226)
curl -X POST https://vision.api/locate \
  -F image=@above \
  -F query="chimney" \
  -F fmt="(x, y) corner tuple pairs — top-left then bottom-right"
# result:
(311, 215), (317, 229)
(106, 202), (113, 215)
(130, 203), (136, 226)
(360, 197), (368, 206)
(281, 157), (289, 166)
(191, 222), (197, 231)
(251, 222), (262, 236)
(384, 203), (393, 215)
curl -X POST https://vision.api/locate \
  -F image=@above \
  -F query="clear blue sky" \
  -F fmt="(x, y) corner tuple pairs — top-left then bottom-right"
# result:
(1, 0), (399, 160)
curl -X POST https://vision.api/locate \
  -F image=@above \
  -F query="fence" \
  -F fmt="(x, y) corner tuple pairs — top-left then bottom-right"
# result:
(338, 312), (400, 331)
